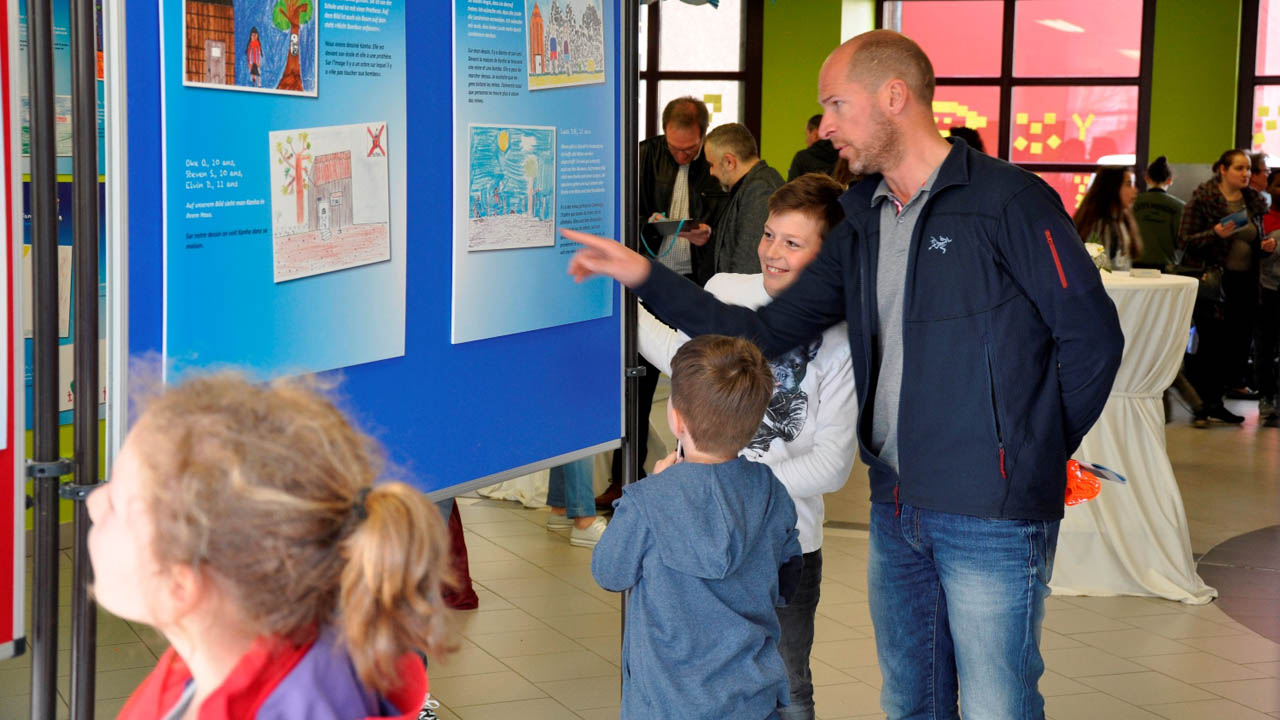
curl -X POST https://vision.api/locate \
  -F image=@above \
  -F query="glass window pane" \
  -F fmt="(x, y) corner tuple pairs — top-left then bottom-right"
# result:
(1014, 0), (1142, 78)
(1249, 85), (1280, 162)
(883, 1), (1003, 77)
(1009, 86), (1138, 164)
(931, 85), (1001, 155)
(638, 79), (648, 139)
(1260, 0), (1280, 76)
(656, 80), (742, 132)
(659, 0), (743, 72)
(1036, 171), (1096, 216)
(639, 3), (648, 71)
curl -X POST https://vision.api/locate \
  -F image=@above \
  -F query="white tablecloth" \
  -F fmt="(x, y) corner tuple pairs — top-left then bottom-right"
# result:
(1050, 272), (1217, 604)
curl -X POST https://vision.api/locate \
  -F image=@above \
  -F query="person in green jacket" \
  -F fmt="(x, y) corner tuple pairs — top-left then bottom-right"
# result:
(1133, 156), (1185, 269)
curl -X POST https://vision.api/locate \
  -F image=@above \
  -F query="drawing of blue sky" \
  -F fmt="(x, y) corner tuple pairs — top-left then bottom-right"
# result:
(468, 126), (555, 218)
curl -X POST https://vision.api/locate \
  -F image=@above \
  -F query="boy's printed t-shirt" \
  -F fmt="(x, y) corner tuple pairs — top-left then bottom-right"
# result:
(638, 272), (858, 554)
(592, 457), (801, 719)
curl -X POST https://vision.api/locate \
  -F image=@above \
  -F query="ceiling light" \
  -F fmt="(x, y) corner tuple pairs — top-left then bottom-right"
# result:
(1097, 154), (1137, 166)
(1036, 18), (1085, 33)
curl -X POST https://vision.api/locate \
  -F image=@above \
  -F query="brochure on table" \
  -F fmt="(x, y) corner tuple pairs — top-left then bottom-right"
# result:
(159, 0), (407, 378)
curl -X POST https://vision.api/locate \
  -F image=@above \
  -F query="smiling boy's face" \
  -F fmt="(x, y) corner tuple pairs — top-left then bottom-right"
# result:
(758, 210), (824, 298)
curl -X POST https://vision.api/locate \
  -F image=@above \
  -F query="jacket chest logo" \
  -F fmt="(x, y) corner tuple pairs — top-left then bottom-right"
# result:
(928, 235), (953, 254)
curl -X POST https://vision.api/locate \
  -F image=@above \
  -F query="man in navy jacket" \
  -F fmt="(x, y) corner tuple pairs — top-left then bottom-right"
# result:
(567, 30), (1123, 720)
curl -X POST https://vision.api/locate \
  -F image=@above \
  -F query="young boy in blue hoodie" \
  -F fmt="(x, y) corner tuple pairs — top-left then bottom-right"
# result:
(592, 334), (803, 719)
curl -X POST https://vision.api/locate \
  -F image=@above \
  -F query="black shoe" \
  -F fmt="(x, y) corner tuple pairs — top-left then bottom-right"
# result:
(1263, 414), (1280, 428)
(1225, 387), (1261, 400)
(1207, 405), (1245, 424)
(594, 480), (621, 510)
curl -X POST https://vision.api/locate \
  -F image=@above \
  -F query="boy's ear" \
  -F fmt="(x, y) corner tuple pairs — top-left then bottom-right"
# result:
(667, 401), (687, 439)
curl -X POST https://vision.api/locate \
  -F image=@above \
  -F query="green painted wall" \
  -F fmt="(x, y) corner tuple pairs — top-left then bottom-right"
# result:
(759, 0), (844, 172)
(1148, 1), (1242, 164)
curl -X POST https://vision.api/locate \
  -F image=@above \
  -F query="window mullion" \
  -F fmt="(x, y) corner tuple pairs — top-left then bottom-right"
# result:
(997, 0), (1016, 160)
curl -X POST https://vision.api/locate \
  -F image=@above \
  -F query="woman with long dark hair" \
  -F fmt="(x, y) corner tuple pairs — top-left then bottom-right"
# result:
(1074, 167), (1142, 270)
(1179, 149), (1269, 426)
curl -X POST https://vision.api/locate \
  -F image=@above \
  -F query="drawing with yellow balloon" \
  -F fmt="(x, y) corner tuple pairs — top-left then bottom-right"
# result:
(467, 124), (557, 251)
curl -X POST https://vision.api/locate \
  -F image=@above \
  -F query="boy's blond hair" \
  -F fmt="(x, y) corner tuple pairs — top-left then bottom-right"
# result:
(669, 335), (774, 457)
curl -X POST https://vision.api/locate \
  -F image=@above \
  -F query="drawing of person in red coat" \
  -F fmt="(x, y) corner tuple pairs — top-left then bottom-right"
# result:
(246, 27), (263, 87)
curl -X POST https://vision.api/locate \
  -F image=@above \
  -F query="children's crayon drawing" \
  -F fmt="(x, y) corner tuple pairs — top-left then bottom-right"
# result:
(467, 125), (556, 251)
(183, 0), (318, 96)
(526, 0), (606, 90)
(269, 122), (391, 282)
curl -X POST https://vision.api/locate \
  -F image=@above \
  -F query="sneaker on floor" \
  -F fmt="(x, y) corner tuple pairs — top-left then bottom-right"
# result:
(569, 516), (608, 548)
(1264, 414), (1280, 428)
(1192, 413), (1211, 429)
(1260, 397), (1277, 418)
(546, 513), (574, 529)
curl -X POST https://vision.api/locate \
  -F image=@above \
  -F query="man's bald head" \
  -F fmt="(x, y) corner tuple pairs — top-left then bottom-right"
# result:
(835, 30), (936, 106)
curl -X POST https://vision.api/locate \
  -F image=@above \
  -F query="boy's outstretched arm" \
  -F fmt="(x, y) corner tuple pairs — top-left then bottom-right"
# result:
(564, 228), (846, 358)
(591, 496), (651, 592)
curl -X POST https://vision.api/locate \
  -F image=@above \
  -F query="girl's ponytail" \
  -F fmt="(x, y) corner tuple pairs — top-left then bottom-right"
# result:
(340, 482), (457, 694)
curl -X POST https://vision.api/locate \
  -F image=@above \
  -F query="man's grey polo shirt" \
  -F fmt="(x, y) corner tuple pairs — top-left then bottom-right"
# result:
(869, 165), (942, 473)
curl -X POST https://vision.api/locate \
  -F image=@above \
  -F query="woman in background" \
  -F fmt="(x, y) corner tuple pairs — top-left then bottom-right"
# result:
(1180, 149), (1269, 425)
(1074, 166), (1142, 270)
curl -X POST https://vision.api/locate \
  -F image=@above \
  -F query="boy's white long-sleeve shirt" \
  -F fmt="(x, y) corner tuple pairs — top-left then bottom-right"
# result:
(639, 272), (858, 553)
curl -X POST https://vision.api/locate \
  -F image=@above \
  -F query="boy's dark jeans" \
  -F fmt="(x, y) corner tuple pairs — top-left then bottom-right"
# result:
(776, 549), (823, 720)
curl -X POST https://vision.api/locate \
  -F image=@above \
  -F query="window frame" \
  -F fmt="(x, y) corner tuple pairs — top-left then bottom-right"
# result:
(876, 0), (1156, 196)
(638, 0), (764, 143)
(1237, 0), (1280, 162)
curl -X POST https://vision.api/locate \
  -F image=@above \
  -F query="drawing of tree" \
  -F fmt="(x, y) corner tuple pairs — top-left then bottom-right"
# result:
(273, 0), (313, 91)
(276, 132), (313, 225)
(581, 3), (603, 68)
(564, 2), (577, 37)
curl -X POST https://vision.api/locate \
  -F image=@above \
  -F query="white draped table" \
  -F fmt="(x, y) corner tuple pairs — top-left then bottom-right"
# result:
(1050, 272), (1217, 604)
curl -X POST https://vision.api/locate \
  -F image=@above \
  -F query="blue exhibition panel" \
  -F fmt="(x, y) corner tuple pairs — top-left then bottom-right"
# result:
(124, 0), (623, 497)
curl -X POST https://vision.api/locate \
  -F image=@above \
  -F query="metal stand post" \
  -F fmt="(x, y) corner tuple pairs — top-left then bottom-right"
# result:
(619, 0), (640, 646)
(26, 0), (65, 715)
(68, 0), (103, 714)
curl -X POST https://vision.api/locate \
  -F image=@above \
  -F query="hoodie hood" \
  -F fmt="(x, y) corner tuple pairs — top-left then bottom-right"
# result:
(625, 457), (783, 580)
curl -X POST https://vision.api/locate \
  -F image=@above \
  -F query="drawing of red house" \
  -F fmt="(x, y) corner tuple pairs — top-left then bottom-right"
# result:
(310, 150), (353, 233)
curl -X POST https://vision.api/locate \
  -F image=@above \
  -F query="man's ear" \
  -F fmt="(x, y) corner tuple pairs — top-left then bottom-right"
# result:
(882, 78), (908, 115)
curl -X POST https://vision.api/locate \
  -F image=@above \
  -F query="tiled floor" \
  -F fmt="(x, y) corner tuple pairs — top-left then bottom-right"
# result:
(0, 394), (1277, 719)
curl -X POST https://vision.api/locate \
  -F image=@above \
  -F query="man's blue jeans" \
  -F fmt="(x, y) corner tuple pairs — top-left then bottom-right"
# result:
(868, 502), (1059, 720)
(546, 458), (596, 519)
